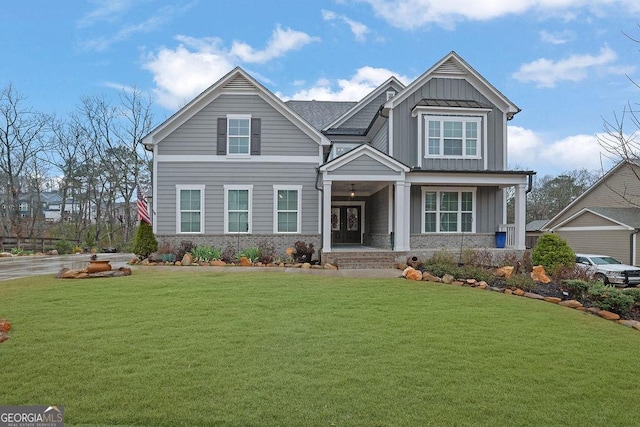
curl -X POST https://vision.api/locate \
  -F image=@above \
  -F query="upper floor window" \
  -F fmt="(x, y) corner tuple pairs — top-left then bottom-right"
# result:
(426, 116), (481, 158)
(227, 115), (251, 155)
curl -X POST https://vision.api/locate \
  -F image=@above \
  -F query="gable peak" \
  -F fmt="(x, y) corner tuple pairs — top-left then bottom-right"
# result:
(435, 57), (466, 75)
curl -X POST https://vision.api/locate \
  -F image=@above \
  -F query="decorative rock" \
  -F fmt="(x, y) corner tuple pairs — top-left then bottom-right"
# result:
(559, 300), (583, 309)
(586, 307), (601, 314)
(597, 310), (620, 321)
(239, 257), (253, 267)
(513, 289), (526, 296)
(324, 263), (338, 270)
(633, 323), (640, 331)
(496, 266), (514, 279)
(181, 253), (193, 266)
(301, 262), (311, 269)
(489, 286), (503, 292)
(452, 281), (464, 286)
(406, 255), (423, 269)
(46, 249), (58, 256)
(129, 257), (140, 264)
(402, 267), (414, 278)
(441, 274), (454, 284)
(503, 289), (513, 295)
(0, 320), (11, 332)
(211, 260), (226, 267)
(531, 265), (551, 284)
(0, 332), (8, 343)
(422, 272), (441, 282)
(175, 261), (182, 266)
(524, 292), (544, 300)
(405, 269), (423, 281)
(465, 278), (477, 286)
(618, 320), (639, 328)
(543, 297), (562, 304)
(279, 262), (285, 267)
(0, 252), (13, 257)
(395, 262), (408, 270)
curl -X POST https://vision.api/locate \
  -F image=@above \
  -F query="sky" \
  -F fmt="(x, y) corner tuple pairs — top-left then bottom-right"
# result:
(2, 0), (640, 178)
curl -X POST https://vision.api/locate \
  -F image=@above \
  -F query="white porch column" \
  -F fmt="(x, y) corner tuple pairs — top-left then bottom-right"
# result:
(514, 183), (526, 250)
(394, 181), (411, 251)
(322, 181), (332, 252)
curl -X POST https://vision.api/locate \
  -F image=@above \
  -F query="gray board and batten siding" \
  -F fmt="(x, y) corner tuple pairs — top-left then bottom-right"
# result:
(157, 94), (319, 157)
(391, 78), (505, 171)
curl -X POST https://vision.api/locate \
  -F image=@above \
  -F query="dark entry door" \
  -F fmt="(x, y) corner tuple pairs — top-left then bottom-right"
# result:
(331, 206), (361, 244)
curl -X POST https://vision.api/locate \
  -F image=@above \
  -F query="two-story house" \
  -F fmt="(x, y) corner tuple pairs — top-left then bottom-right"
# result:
(142, 51), (534, 265)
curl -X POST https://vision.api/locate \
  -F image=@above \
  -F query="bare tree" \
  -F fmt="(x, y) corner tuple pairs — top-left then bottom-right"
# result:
(0, 84), (49, 245)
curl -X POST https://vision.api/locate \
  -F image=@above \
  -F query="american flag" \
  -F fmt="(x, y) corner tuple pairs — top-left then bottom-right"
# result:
(136, 181), (151, 225)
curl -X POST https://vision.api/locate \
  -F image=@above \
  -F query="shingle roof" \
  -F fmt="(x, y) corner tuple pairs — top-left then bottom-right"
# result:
(526, 219), (548, 232)
(285, 100), (357, 130)
(588, 207), (640, 228)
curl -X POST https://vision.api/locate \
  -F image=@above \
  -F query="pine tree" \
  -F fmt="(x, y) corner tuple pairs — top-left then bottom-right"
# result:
(133, 221), (158, 260)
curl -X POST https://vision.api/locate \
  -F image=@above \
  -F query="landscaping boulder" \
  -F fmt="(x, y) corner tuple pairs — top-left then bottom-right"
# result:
(422, 272), (441, 282)
(530, 265), (551, 284)
(496, 266), (514, 279)
(239, 256), (253, 267)
(405, 268), (422, 281)
(441, 274), (454, 284)
(181, 253), (194, 266)
(597, 310), (620, 321)
(559, 300), (583, 309)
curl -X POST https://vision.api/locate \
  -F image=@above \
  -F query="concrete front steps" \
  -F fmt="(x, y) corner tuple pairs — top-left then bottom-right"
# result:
(322, 251), (398, 269)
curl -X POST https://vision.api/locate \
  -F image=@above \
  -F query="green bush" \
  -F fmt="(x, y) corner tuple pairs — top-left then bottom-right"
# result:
(622, 287), (640, 304)
(54, 239), (74, 255)
(191, 246), (221, 263)
(588, 283), (634, 316)
(561, 279), (591, 301)
(532, 233), (575, 273)
(505, 274), (538, 292)
(239, 247), (260, 262)
(133, 221), (158, 260)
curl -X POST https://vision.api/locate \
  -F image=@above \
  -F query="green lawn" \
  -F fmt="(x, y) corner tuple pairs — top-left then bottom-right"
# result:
(2, 269), (640, 426)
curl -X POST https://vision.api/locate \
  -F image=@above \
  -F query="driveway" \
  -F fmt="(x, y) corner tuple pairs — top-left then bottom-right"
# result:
(0, 253), (135, 281)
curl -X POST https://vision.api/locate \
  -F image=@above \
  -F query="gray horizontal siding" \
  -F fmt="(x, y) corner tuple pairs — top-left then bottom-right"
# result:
(155, 162), (319, 235)
(392, 78), (504, 171)
(158, 94), (318, 157)
(329, 154), (401, 176)
(558, 230), (633, 265)
(563, 211), (613, 227)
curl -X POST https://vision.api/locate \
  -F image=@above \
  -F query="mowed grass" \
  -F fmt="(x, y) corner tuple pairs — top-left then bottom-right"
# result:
(2, 269), (640, 426)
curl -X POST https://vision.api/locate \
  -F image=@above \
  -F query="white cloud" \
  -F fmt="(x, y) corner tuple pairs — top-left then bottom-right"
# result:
(322, 9), (370, 42)
(512, 47), (619, 88)
(77, 0), (132, 28)
(143, 26), (319, 109)
(508, 126), (612, 174)
(230, 25), (319, 63)
(539, 29), (575, 45)
(284, 66), (409, 101)
(359, 0), (640, 30)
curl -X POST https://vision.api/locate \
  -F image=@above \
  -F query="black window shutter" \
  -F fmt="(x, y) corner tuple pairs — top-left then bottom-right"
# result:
(251, 118), (261, 155)
(217, 117), (227, 155)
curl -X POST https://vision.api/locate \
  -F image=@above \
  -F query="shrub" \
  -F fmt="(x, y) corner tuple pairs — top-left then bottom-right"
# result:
(191, 246), (221, 263)
(458, 265), (496, 283)
(54, 239), (74, 255)
(532, 233), (575, 273)
(256, 239), (276, 264)
(622, 287), (640, 304)
(133, 221), (158, 260)
(461, 248), (493, 267)
(561, 279), (591, 301)
(505, 274), (538, 292)
(588, 283), (634, 316)
(294, 241), (315, 263)
(220, 244), (237, 263)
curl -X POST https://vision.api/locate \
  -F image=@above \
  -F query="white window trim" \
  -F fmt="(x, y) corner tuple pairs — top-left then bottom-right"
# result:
(224, 184), (253, 234)
(421, 187), (476, 234)
(227, 114), (251, 157)
(176, 185), (205, 234)
(423, 115), (482, 159)
(273, 185), (302, 234)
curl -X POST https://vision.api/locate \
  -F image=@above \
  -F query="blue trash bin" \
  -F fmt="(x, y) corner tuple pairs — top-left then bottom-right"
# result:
(495, 231), (506, 248)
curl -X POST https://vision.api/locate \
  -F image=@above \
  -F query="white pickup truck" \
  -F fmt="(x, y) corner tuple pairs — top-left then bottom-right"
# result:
(575, 253), (640, 287)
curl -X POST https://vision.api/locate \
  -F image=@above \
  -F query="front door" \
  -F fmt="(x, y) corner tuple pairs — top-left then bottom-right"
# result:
(331, 205), (361, 244)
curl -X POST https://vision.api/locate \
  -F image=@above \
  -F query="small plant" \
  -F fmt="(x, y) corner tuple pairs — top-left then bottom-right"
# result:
(11, 247), (24, 256)
(256, 239), (276, 264)
(161, 253), (176, 263)
(239, 247), (260, 263)
(622, 287), (640, 304)
(458, 265), (496, 283)
(461, 248), (493, 268)
(561, 279), (591, 301)
(220, 244), (237, 263)
(423, 250), (458, 277)
(191, 246), (221, 263)
(532, 233), (575, 274)
(294, 241), (315, 263)
(588, 283), (634, 316)
(505, 274), (538, 292)
(175, 240), (195, 261)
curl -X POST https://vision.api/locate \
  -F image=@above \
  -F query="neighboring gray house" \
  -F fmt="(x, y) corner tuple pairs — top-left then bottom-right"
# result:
(142, 51), (534, 264)
(543, 160), (640, 266)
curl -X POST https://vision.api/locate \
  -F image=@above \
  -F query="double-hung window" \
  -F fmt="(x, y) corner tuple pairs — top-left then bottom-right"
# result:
(176, 185), (204, 233)
(227, 115), (251, 155)
(422, 188), (475, 233)
(426, 116), (481, 158)
(224, 185), (252, 233)
(274, 185), (301, 233)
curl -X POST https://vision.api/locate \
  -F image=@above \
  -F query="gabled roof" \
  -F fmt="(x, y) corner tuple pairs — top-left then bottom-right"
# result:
(285, 100), (356, 130)
(543, 160), (638, 230)
(141, 67), (331, 147)
(385, 51), (520, 119)
(526, 219), (549, 232)
(324, 76), (405, 131)
(548, 207), (640, 231)
(319, 143), (410, 173)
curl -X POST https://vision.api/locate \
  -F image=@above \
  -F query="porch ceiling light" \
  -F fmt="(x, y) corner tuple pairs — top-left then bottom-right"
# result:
(350, 184), (356, 198)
